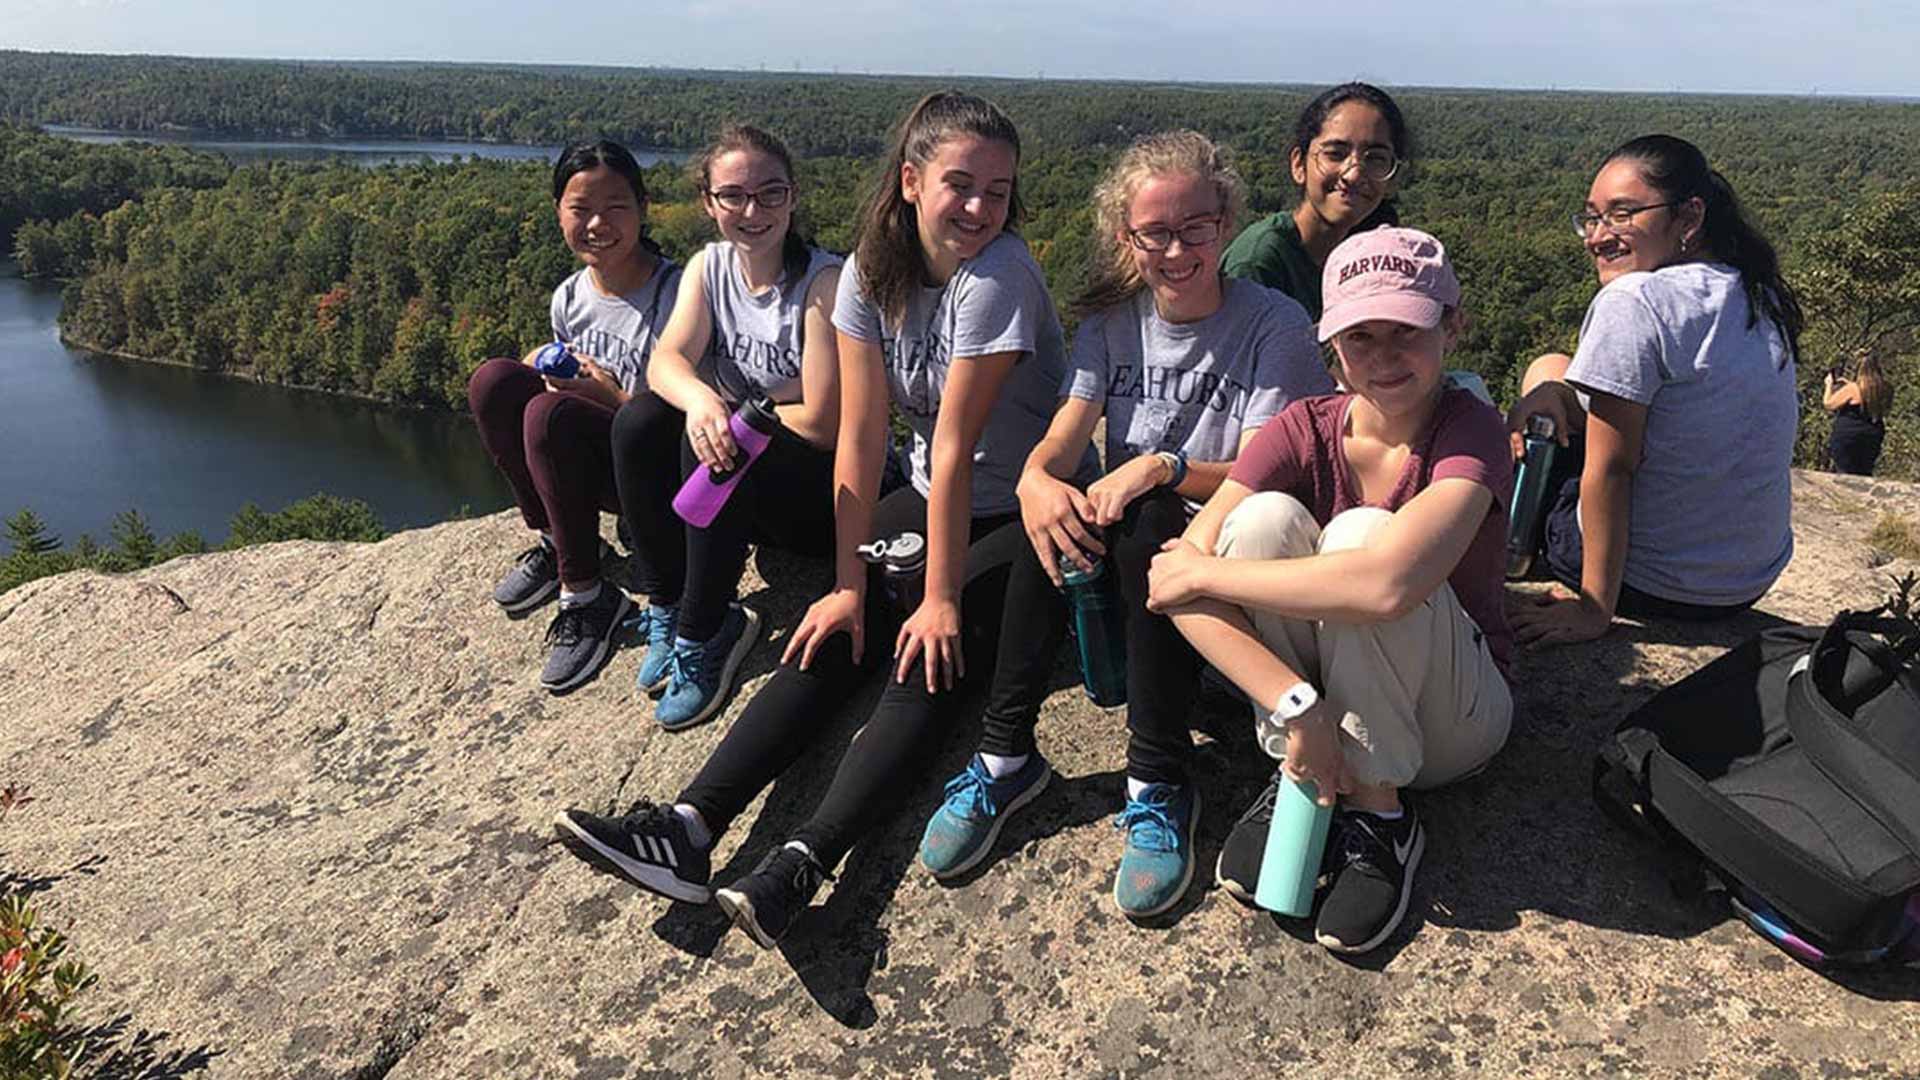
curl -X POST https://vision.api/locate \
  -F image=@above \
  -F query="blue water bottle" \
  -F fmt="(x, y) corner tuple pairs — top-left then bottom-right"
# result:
(1059, 554), (1127, 708)
(1252, 688), (1334, 917)
(1506, 414), (1560, 579)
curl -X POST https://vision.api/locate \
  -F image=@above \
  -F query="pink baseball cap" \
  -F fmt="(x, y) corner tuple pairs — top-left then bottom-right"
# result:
(1317, 227), (1461, 342)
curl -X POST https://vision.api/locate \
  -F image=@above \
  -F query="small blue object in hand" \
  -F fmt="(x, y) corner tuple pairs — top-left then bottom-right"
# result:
(533, 341), (579, 379)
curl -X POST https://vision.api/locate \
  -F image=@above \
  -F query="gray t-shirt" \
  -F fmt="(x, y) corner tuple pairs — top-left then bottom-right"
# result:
(1065, 278), (1332, 466)
(1566, 261), (1796, 605)
(697, 242), (843, 405)
(548, 259), (682, 395)
(833, 232), (1096, 516)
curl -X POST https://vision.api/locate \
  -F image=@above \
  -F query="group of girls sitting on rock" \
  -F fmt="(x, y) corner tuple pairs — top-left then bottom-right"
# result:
(466, 81), (1804, 956)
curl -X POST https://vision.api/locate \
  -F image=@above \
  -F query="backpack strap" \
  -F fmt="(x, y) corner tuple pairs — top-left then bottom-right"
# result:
(1788, 612), (1920, 857)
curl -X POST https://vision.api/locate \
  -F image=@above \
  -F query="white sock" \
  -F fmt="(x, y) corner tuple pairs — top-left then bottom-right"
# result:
(1366, 807), (1405, 821)
(980, 752), (1028, 779)
(559, 581), (601, 608)
(1127, 776), (1152, 800)
(783, 839), (815, 859)
(672, 804), (712, 849)
(539, 531), (554, 548)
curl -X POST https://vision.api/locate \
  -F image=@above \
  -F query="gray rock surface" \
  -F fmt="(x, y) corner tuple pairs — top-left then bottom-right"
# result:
(4, 470), (1918, 1078)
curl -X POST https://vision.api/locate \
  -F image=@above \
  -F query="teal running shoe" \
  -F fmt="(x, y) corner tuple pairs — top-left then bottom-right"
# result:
(919, 752), (1052, 879)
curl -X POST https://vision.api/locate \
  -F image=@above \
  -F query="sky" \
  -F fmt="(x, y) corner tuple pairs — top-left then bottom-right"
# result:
(2, 0), (1915, 97)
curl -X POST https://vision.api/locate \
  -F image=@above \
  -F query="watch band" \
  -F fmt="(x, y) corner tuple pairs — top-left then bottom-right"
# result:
(1156, 449), (1188, 489)
(1273, 680), (1319, 722)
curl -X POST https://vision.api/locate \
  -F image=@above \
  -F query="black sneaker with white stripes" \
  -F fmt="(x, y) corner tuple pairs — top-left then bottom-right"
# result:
(553, 802), (711, 904)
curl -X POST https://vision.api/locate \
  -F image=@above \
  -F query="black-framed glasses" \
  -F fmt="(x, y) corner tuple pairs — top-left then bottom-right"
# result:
(705, 184), (793, 212)
(1312, 142), (1399, 181)
(1571, 201), (1681, 237)
(1127, 216), (1223, 252)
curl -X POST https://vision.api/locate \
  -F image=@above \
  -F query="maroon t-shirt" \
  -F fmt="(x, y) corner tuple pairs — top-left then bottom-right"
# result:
(1227, 389), (1515, 678)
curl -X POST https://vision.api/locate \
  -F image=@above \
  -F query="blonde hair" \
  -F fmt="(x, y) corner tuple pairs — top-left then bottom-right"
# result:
(1071, 130), (1246, 319)
(1856, 351), (1894, 421)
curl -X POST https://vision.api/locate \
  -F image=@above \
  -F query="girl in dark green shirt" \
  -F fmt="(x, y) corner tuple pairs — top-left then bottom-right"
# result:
(1221, 83), (1410, 320)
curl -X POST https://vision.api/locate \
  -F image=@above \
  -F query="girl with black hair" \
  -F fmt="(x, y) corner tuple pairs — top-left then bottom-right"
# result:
(554, 91), (1097, 948)
(468, 139), (681, 693)
(1221, 82), (1408, 320)
(612, 125), (844, 731)
(1507, 134), (1802, 645)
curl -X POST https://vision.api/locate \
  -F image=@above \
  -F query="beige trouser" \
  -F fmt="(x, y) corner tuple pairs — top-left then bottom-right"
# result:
(1216, 492), (1513, 790)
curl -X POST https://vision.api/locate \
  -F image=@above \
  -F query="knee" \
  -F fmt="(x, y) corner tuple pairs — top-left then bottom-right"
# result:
(467, 357), (533, 416)
(1216, 491), (1319, 560)
(1519, 353), (1572, 395)
(1112, 489), (1187, 568)
(521, 391), (571, 457)
(1318, 507), (1393, 555)
(611, 391), (678, 460)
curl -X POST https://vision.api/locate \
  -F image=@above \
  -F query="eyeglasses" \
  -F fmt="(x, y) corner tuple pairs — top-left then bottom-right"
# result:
(1127, 216), (1223, 252)
(1571, 201), (1681, 237)
(1311, 142), (1400, 181)
(705, 184), (792, 212)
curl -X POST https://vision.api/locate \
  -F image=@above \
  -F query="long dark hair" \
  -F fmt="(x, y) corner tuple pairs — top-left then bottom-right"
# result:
(1292, 82), (1410, 234)
(852, 90), (1024, 326)
(690, 124), (814, 297)
(1602, 134), (1803, 363)
(551, 139), (665, 259)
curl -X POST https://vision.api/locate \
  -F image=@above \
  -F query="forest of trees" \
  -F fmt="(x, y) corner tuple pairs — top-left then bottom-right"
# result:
(2, 52), (1917, 479)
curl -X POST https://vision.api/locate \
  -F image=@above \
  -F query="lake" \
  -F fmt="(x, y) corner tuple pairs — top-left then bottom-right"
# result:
(0, 267), (514, 547)
(43, 125), (684, 167)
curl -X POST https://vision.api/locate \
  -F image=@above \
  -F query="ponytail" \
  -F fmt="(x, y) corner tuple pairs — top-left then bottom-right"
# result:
(852, 90), (1024, 327)
(1603, 135), (1804, 364)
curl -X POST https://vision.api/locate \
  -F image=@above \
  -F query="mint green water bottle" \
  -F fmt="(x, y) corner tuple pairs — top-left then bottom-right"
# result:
(1250, 687), (1334, 917)
(1254, 772), (1334, 917)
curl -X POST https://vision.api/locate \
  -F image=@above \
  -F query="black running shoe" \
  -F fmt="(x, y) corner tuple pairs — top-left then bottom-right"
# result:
(493, 539), (559, 615)
(1216, 769), (1348, 907)
(540, 584), (634, 693)
(713, 844), (831, 949)
(1215, 769), (1281, 906)
(553, 802), (712, 904)
(1315, 805), (1424, 954)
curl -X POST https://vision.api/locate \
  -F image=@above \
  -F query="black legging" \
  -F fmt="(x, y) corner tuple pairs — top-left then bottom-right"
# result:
(675, 485), (1057, 869)
(612, 391), (835, 642)
(978, 487), (1203, 785)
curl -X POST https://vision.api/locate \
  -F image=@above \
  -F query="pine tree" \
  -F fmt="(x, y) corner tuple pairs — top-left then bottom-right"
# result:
(4, 508), (60, 557)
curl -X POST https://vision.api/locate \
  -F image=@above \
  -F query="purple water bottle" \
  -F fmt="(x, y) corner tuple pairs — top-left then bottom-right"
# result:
(672, 395), (780, 528)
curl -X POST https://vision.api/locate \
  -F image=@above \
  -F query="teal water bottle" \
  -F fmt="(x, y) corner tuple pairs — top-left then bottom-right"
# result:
(1252, 686), (1334, 917)
(1506, 414), (1560, 579)
(1059, 554), (1127, 708)
(1254, 773), (1335, 917)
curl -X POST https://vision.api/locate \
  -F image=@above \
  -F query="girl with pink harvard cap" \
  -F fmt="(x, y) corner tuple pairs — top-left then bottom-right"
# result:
(1147, 226), (1515, 955)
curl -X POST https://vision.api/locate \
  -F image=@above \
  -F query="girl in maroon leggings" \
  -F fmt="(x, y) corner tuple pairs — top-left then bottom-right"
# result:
(467, 140), (682, 693)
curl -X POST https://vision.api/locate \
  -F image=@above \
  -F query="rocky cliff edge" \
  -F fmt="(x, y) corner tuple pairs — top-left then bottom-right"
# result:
(4, 471), (1919, 1079)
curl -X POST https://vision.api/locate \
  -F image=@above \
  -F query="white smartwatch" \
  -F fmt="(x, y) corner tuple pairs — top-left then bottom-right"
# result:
(1272, 681), (1320, 723)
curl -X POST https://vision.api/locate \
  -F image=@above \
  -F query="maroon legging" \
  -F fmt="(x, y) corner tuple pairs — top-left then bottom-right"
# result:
(467, 358), (624, 586)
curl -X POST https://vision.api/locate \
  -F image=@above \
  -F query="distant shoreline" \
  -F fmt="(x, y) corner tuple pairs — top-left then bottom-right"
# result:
(57, 328), (462, 414)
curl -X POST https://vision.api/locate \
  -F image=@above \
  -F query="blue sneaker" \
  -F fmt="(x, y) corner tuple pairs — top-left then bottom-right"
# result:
(1112, 783), (1200, 917)
(919, 753), (1053, 879)
(632, 603), (679, 693)
(654, 604), (762, 731)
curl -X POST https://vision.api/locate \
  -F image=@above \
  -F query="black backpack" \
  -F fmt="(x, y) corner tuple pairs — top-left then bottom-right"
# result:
(1594, 609), (1920, 964)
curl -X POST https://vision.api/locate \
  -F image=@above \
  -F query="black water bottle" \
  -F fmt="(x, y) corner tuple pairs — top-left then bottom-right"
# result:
(858, 531), (927, 614)
(1060, 554), (1127, 708)
(1506, 414), (1560, 579)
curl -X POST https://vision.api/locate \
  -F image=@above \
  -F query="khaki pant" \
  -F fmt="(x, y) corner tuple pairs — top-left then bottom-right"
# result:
(1216, 492), (1512, 790)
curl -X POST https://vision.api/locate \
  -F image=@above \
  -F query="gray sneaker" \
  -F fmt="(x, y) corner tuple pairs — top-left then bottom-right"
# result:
(493, 539), (559, 615)
(540, 584), (634, 693)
